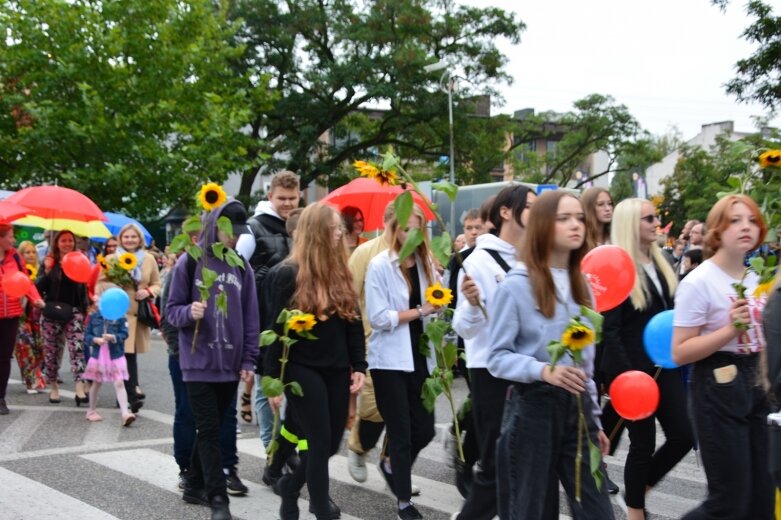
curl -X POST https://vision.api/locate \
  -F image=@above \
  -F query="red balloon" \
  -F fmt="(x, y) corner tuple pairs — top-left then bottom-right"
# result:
(61, 252), (92, 283)
(609, 370), (660, 421)
(581, 245), (636, 312)
(2, 271), (32, 298)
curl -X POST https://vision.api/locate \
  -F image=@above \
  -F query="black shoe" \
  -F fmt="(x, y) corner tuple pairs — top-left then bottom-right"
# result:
(225, 466), (248, 496)
(604, 464), (619, 495)
(75, 395), (88, 407)
(210, 494), (232, 520)
(262, 464), (283, 488)
(274, 475), (300, 520)
(129, 399), (144, 414)
(178, 469), (189, 490)
(182, 486), (209, 506)
(0, 398), (8, 415)
(378, 459), (396, 497)
(454, 457), (473, 499)
(398, 503), (423, 520)
(49, 393), (61, 404)
(309, 497), (340, 519)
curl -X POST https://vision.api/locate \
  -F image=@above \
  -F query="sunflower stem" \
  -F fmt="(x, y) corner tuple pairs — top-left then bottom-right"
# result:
(435, 341), (465, 463)
(576, 391), (584, 504)
(191, 317), (201, 353)
(268, 341), (290, 466)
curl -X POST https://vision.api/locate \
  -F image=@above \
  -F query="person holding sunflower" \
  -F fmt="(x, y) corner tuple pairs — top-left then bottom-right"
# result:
(13, 240), (46, 394)
(486, 190), (614, 519)
(98, 223), (161, 411)
(365, 204), (440, 520)
(600, 199), (693, 520)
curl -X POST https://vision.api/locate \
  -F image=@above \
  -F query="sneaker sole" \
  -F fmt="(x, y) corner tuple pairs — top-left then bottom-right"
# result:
(226, 487), (247, 496)
(348, 466), (368, 483)
(182, 495), (209, 506)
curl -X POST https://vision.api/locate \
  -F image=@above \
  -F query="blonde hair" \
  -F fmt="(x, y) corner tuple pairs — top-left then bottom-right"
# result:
(388, 205), (435, 291)
(118, 223), (147, 250)
(611, 198), (678, 310)
(17, 240), (38, 266)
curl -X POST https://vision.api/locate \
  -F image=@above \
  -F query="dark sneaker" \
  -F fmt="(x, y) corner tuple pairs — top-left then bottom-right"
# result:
(178, 469), (189, 490)
(604, 464), (619, 495)
(210, 494), (232, 520)
(182, 486), (209, 506)
(225, 466), (248, 496)
(398, 503), (423, 520)
(309, 497), (341, 519)
(274, 475), (300, 520)
(0, 398), (9, 415)
(378, 459), (396, 497)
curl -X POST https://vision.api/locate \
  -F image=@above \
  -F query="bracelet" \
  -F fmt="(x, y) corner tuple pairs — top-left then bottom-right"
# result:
(416, 305), (424, 319)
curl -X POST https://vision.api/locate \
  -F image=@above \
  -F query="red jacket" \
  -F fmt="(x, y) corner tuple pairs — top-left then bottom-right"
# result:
(0, 248), (42, 319)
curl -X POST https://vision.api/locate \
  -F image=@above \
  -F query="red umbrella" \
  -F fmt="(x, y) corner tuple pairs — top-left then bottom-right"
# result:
(0, 200), (32, 224)
(6, 186), (107, 222)
(322, 178), (436, 232)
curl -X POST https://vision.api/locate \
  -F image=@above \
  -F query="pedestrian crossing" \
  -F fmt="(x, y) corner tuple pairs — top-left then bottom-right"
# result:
(0, 379), (707, 519)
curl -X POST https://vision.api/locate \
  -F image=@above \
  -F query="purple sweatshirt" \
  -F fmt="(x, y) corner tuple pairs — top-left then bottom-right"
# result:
(165, 201), (260, 382)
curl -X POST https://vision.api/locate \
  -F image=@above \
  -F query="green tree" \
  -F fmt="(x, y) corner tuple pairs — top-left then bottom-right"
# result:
(228, 0), (525, 196)
(0, 0), (262, 218)
(610, 171), (634, 205)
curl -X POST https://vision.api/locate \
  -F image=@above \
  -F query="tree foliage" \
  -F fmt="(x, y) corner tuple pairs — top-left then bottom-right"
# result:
(0, 0), (261, 218)
(228, 0), (525, 196)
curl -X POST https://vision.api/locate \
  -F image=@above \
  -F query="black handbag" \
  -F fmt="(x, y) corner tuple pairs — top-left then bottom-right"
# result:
(137, 297), (160, 329)
(42, 302), (75, 322)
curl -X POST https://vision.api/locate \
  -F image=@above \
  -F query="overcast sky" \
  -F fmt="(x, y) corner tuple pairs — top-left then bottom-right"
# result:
(463, 0), (780, 140)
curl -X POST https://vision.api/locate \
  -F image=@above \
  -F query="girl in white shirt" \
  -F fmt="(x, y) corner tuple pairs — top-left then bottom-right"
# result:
(672, 194), (773, 519)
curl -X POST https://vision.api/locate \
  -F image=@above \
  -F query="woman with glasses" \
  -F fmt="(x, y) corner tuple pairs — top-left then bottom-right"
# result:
(341, 206), (367, 252)
(601, 199), (693, 520)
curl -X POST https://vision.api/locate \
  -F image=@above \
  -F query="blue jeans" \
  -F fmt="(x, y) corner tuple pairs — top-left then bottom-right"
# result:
(254, 373), (276, 448)
(168, 355), (238, 470)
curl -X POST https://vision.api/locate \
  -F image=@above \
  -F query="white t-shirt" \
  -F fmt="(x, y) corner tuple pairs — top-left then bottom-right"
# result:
(674, 259), (767, 354)
(642, 261), (662, 296)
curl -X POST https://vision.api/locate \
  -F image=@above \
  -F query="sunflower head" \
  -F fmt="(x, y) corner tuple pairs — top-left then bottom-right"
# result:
(97, 254), (109, 272)
(759, 150), (781, 169)
(25, 263), (38, 281)
(354, 160), (381, 180)
(287, 313), (317, 334)
(561, 323), (595, 352)
(118, 252), (138, 271)
(425, 282), (453, 307)
(198, 182), (227, 211)
(754, 280), (774, 298)
(375, 169), (398, 186)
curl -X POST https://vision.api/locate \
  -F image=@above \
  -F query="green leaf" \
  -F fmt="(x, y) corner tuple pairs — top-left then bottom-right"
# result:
(588, 436), (604, 491)
(260, 329), (278, 347)
(418, 334), (431, 357)
(217, 215), (234, 239)
(394, 191), (414, 229)
(442, 341), (458, 369)
(424, 318), (450, 348)
(182, 215), (203, 234)
(260, 376), (284, 398)
(185, 244), (202, 262)
(398, 228), (424, 262)
(726, 175), (742, 189)
(432, 181), (458, 203)
(216, 290), (228, 316)
(276, 309), (291, 325)
(225, 248), (245, 268)
(212, 242), (226, 261)
(420, 376), (443, 413)
(201, 267), (219, 289)
(381, 151), (400, 172)
(580, 306), (604, 343)
(547, 341), (566, 368)
(288, 381), (304, 397)
(431, 233), (453, 268)
(749, 256), (765, 274)
(168, 234), (191, 254)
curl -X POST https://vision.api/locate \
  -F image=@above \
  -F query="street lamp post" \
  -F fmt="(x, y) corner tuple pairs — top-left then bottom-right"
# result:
(424, 60), (457, 237)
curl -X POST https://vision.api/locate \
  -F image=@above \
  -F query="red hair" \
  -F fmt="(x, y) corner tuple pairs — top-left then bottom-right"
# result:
(704, 194), (767, 258)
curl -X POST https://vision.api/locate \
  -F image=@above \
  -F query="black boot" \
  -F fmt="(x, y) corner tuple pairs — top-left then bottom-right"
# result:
(309, 497), (341, 519)
(274, 474), (300, 520)
(209, 494), (231, 520)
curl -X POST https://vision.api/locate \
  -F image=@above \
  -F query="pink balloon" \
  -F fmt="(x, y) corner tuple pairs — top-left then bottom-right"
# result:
(61, 252), (91, 283)
(581, 245), (636, 312)
(2, 271), (32, 298)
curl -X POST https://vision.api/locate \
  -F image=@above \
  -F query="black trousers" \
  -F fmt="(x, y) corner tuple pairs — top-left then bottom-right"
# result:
(0, 318), (19, 400)
(619, 369), (693, 508)
(283, 363), (350, 517)
(186, 380), (239, 500)
(456, 368), (511, 520)
(682, 352), (774, 520)
(372, 365), (436, 502)
(124, 352), (139, 401)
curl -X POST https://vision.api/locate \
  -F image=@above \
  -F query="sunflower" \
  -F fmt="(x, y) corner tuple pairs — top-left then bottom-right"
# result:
(287, 313), (317, 334)
(25, 263), (38, 281)
(198, 182), (227, 211)
(118, 252), (138, 271)
(97, 254), (109, 272)
(375, 169), (399, 186)
(353, 160), (380, 180)
(754, 280), (774, 298)
(425, 282), (453, 307)
(759, 150), (781, 169)
(561, 323), (595, 352)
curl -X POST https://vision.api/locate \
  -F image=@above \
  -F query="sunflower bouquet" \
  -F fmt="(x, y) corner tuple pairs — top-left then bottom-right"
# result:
(167, 182), (246, 352)
(259, 308), (317, 460)
(547, 305), (604, 503)
(732, 255), (777, 331)
(25, 263), (38, 282)
(97, 252), (136, 287)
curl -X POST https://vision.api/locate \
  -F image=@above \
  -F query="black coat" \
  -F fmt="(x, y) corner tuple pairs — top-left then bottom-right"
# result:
(247, 213), (292, 291)
(600, 261), (674, 378)
(764, 282), (781, 404)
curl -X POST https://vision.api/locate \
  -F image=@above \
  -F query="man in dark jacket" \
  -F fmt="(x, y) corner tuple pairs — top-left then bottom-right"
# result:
(236, 170), (300, 450)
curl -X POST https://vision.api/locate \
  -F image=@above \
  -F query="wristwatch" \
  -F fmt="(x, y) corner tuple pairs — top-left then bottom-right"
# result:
(416, 305), (424, 319)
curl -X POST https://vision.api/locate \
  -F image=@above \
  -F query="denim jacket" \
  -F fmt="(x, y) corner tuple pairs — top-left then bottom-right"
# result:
(84, 311), (129, 360)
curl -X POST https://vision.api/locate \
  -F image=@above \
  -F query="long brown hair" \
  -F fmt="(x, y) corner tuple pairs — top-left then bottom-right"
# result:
(289, 203), (357, 320)
(388, 205), (435, 291)
(50, 230), (76, 263)
(521, 191), (592, 318)
(581, 187), (612, 250)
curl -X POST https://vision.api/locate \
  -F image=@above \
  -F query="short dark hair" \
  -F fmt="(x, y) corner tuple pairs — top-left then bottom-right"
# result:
(270, 170), (300, 192)
(489, 185), (532, 235)
(479, 196), (496, 224)
(683, 248), (703, 265)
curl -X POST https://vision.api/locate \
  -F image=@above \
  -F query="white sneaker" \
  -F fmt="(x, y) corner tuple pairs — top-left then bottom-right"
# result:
(347, 450), (368, 482)
(411, 483), (421, 496)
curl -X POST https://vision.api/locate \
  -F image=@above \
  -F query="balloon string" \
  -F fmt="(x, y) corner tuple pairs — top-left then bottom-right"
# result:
(608, 366), (662, 445)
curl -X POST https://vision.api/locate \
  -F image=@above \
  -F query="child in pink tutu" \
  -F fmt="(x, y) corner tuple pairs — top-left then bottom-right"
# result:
(83, 294), (133, 426)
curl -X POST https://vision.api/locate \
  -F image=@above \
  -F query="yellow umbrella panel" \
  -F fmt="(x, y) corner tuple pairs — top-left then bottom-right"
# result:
(15, 215), (112, 239)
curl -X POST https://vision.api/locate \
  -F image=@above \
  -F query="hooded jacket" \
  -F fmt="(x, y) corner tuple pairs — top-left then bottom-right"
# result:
(236, 201), (292, 289)
(165, 201), (261, 383)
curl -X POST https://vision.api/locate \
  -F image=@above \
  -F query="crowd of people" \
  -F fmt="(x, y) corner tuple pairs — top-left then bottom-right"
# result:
(2, 172), (781, 520)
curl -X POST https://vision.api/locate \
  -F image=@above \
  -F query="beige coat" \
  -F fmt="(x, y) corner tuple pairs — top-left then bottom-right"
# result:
(98, 253), (161, 354)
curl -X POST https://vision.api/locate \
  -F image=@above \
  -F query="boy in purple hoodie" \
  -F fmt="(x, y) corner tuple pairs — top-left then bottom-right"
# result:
(166, 199), (260, 520)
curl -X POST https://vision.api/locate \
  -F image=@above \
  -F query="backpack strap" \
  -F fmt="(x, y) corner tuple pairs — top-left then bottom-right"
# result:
(483, 249), (512, 273)
(13, 252), (24, 272)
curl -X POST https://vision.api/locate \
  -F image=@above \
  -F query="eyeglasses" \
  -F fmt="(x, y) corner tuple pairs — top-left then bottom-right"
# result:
(640, 215), (660, 224)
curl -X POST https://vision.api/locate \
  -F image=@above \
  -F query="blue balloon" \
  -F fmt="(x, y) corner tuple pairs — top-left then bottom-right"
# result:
(99, 288), (130, 320)
(643, 310), (678, 369)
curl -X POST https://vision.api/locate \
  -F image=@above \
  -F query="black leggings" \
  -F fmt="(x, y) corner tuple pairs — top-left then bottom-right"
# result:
(124, 352), (139, 400)
(0, 318), (19, 399)
(283, 363), (350, 517)
(372, 366), (436, 502)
